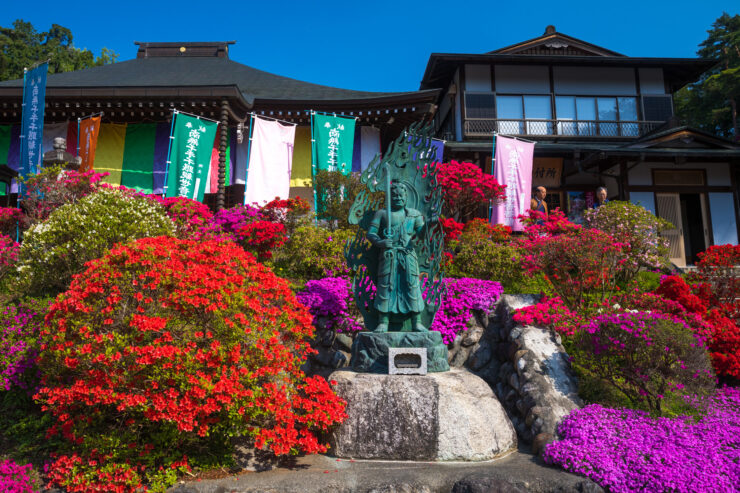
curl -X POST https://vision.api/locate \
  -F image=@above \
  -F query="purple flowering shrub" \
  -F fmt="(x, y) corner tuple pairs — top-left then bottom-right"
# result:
(544, 387), (740, 493)
(0, 303), (42, 391)
(297, 277), (363, 333)
(575, 311), (715, 415)
(196, 204), (263, 241)
(431, 278), (504, 344)
(0, 459), (38, 492)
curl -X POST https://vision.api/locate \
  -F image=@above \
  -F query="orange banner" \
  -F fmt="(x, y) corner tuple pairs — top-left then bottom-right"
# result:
(79, 116), (101, 172)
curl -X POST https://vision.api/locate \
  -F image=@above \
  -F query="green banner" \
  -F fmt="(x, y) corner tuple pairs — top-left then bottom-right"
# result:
(312, 114), (355, 175)
(121, 123), (156, 193)
(166, 113), (219, 202)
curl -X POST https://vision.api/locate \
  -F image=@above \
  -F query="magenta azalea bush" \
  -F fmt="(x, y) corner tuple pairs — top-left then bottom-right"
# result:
(431, 278), (504, 344)
(0, 304), (41, 391)
(0, 459), (37, 492)
(543, 388), (740, 492)
(297, 277), (363, 333)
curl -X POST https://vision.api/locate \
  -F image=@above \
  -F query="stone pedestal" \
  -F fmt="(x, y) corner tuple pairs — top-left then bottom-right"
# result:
(350, 331), (449, 373)
(328, 368), (517, 461)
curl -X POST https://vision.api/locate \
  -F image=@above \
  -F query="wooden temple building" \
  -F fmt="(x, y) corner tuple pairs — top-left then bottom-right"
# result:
(422, 26), (740, 266)
(0, 41), (439, 209)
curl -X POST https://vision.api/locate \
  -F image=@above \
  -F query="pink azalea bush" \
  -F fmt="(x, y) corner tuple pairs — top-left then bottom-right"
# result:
(543, 388), (740, 493)
(297, 277), (363, 333)
(0, 303), (42, 391)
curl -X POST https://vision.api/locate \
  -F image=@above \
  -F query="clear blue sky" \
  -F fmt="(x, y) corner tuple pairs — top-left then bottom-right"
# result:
(2, 0), (738, 92)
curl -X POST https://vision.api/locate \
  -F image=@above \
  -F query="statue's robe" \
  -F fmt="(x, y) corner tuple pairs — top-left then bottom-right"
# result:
(367, 207), (425, 314)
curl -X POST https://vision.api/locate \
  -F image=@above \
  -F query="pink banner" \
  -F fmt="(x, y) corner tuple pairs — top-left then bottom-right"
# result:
(490, 135), (535, 231)
(245, 116), (296, 205)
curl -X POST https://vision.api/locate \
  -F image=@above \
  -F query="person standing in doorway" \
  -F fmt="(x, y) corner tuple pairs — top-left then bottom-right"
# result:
(530, 186), (548, 216)
(593, 186), (608, 209)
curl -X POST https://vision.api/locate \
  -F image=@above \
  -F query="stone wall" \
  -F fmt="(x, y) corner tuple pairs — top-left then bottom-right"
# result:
(447, 294), (582, 447)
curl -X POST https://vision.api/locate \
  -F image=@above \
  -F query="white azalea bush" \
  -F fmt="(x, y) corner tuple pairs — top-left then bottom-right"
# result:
(16, 188), (174, 296)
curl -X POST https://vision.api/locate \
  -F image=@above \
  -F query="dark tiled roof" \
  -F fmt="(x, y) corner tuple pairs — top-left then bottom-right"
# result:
(0, 57), (437, 104)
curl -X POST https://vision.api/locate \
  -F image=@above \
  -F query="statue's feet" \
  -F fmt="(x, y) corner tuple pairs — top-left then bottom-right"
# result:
(413, 323), (428, 332)
(375, 323), (389, 333)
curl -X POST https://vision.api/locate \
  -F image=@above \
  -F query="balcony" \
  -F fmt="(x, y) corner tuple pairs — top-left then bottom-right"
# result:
(463, 118), (665, 139)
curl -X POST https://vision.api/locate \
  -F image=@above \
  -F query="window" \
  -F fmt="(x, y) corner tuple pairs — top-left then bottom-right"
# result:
(496, 96), (524, 134)
(618, 97), (639, 136)
(555, 96), (640, 136)
(524, 96), (552, 135)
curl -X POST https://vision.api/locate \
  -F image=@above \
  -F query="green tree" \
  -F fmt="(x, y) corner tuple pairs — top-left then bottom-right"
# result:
(0, 19), (118, 81)
(675, 12), (740, 139)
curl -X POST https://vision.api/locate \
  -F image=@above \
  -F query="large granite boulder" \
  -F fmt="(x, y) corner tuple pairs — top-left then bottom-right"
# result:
(328, 368), (516, 461)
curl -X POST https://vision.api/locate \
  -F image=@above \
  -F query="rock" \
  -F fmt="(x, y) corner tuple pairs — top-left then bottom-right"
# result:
(449, 345), (472, 368)
(334, 333), (353, 352)
(468, 340), (492, 370)
(329, 368), (517, 461)
(532, 432), (556, 456)
(462, 325), (484, 347)
(508, 373), (520, 391)
(367, 485), (432, 493)
(350, 331), (449, 374)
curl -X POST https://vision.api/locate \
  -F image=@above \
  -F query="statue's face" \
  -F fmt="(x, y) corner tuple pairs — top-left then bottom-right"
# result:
(391, 183), (407, 209)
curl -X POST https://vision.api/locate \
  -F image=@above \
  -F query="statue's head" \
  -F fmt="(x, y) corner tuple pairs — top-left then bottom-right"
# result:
(53, 137), (66, 151)
(390, 182), (407, 210)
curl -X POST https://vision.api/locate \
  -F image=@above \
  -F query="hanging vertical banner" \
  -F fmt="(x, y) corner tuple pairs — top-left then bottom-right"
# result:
(19, 62), (48, 186)
(490, 135), (535, 232)
(78, 116), (101, 172)
(165, 112), (219, 202)
(311, 113), (355, 175)
(245, 116), (296, 205)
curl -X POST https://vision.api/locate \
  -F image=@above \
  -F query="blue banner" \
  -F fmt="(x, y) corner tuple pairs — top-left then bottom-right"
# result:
(20, 62), (48, 189)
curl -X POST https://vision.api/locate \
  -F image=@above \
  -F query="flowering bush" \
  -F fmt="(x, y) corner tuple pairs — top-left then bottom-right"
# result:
(149, 196), (213, 238)
(689, 244), (740, 319)
(0, 458), (38, 492)
(36, 236), (346, 492)
(297, 277), (363, 333)
(512, 296), (584, 336)
(575, 311), (714, 414)
(271, 226), (353, 285)
(431, 278), (503, 344)
(584, 201), (672, 283)
(519, 207), (581, 239)
(16, 188), (174, 296)
(520, 228), (626, 311)
(0, 207), (22, 237)
(19, 165), (108, 227)
(0, 302), (44, 391)
(261, 197), (312, 235)
(440, 217), (464, 242)
(543, 388), (740, 492)
(655, 274), (740, 381)
(437, 161), (506, 221)
(0, 235), (19, 282)
(236, 220), (287, 261)
(199, 204), (263, 241)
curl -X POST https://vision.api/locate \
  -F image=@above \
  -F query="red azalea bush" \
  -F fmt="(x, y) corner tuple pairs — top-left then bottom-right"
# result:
(690, 244), (740, 319)
(19, 166), (108, 227)
(437, 161), (506, 221)
(0, 207), (22, 237)
(513, 296), (584, 336)
(261, 197), (312, 234)
(0, 234), (19, 281)
(519, 208), (581, 239)
(236, 220), (287, 260)
(655, 274), (740, 381)
(440, 217), (465, 242)
(36, 236), (346, 492)
(520, 227), (626, 311)
(149, 196), (213, 238)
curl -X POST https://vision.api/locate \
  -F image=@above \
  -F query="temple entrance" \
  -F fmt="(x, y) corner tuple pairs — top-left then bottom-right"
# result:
(656, 192), (710, 267)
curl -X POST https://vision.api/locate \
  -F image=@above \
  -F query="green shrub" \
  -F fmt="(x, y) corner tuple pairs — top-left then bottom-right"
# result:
(314, 170), (382, 230)
(271, 226), (354, 285)
(15, 188), (174, 296)
(584, 201), (672, 284)
(447, 233), (550, 295)
(574, 311), (715, 416)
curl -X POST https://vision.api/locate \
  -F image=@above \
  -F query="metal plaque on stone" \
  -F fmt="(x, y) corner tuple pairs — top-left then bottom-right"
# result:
(388, 347), (427, 375)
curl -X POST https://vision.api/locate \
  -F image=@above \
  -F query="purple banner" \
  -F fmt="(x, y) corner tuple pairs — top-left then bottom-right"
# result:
(490, 135), (535, 232)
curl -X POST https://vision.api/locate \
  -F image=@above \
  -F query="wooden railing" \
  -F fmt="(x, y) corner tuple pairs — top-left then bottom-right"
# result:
(463, 118), (665, 138)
